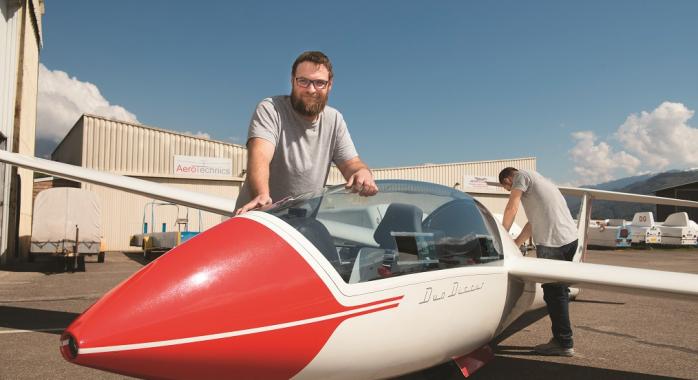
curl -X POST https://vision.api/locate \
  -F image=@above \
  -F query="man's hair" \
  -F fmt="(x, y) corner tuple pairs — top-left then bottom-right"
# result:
(498, 167), (519, 184)
(292, 51), (334, 80)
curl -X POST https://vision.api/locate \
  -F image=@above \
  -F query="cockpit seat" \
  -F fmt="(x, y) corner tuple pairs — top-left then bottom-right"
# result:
(285, 217), (341, 270)
(422, 199), (471, 236)
(373, 203), (424, 249)
(422, 199), (495, 265)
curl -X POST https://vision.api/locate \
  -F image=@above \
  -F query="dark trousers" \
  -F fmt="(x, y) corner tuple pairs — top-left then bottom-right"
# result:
(536, 239), (578, 349)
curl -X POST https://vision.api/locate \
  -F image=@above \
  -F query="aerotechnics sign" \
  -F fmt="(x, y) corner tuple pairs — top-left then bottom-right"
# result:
(174, 155), (232, 179)
(462, 175), (506, 194)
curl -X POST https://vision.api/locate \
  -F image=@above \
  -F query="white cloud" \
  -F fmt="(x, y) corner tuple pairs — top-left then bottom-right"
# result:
(569, 101), (697, 184)
(615, 102), (698, 170)
(569, 131), (641, 184)
(37, 64), (139, 142)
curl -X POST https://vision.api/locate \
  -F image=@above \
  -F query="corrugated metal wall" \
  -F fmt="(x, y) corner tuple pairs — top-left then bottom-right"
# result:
(1, 0), (20, 142)
(327, 157), (536, 187)
(0, 0), (21, 263)
(75, 115), (248, 178)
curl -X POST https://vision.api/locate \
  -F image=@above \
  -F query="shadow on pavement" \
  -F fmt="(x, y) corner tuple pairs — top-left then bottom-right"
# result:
(0, 305), (79, 335)
(395, 354), (682, 380)
(0, 253), (108, 274)
(123, 250), (171, 265)
(573, 298), (625, 305)
(0, 255), (69, 274)
(471, 356), (682, 380)
(492, 307), (549, 345)
(123, 252), (150, 266)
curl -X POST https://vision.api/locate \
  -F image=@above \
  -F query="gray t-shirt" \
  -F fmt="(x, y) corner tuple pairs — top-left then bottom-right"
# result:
(235, 96), (358, 208)
(512, 170), (577, 247)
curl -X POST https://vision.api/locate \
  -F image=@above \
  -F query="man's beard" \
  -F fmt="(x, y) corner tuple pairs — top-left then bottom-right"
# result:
(290, 88), (328, 118)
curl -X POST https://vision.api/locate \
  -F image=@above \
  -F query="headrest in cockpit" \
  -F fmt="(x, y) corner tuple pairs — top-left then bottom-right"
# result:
(373, 203), (423, 249)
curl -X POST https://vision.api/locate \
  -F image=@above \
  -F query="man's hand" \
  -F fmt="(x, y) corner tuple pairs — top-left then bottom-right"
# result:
(514, 222), (532, 247)
(236, 138), (274, 215)
(337, 157), (378, 196)
(235, 194), (272, 215)
(345, 168), (378, 196)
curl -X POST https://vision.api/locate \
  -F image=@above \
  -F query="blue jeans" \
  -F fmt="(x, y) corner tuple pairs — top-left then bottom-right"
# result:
(536, 240), (578, 349)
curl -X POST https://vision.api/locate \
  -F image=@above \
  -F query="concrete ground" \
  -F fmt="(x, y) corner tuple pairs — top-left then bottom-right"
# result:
(0, 248), (696, 380)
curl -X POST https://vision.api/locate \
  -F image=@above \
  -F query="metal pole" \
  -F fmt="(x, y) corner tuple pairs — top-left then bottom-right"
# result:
(75, 225), (85, 271)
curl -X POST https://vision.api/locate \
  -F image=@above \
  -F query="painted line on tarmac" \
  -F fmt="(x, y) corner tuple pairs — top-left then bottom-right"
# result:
(0, 328), (65, 334)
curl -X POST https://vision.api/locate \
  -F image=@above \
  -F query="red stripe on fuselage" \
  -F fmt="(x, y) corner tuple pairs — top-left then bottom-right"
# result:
(63, 217), (401, 379)
(73, 303), (403, 380)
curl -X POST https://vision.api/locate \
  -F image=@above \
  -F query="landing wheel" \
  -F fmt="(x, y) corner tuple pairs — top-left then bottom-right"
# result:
(97, 252), (105, 263)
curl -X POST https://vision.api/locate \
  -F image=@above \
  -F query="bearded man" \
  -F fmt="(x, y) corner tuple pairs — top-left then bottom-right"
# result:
(235, 51), (377, 214)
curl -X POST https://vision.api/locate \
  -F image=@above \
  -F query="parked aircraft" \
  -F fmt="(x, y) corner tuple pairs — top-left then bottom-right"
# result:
(1, 150), (697, 379)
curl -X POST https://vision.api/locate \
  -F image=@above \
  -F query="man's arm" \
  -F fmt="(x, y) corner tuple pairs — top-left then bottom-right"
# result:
(514, 222), (532, 246)
(336, 156), (378, 196)
(235, 138), (275, 215)
(502, 189), (523, 231)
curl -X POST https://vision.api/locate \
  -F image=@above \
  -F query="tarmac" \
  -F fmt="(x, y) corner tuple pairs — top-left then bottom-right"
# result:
(1, 248), (696, 380)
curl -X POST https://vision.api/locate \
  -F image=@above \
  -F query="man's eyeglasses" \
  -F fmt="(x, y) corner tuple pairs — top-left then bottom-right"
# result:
(295, 77), (329, 89)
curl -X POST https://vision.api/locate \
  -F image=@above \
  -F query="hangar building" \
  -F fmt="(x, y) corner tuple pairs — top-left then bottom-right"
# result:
(49, 114), (247, 251)
(43, 114), (534, 252)
(655, 181), (698, 222)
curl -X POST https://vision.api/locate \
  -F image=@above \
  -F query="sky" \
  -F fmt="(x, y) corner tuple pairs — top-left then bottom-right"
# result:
(36, 1), (698, 185)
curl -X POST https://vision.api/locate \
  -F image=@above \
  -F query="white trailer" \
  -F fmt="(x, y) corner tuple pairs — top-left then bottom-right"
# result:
(657, 212), (698, 246)
(587, 219), (632, 248)
(629, 212), (661, 244)
(30, 187), (104, 271)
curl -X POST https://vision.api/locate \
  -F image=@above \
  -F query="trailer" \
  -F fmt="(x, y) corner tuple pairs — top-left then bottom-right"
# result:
(30, 187), (104, 271)
(133, 231), (199, 260)
(629, 211), (661, 245)
(657, 212), (698, 246)
(587, 219), (632, 248)
(129, 201), (201, 259)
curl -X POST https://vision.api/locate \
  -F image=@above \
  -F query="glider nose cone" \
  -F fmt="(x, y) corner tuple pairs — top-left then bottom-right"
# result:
(59, 332), (78, 361)
(58, 216), (349, 379)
